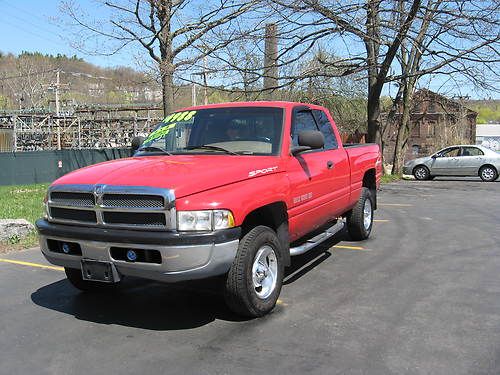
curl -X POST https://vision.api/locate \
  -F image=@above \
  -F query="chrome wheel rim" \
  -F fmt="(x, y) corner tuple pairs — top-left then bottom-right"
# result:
(363, 198), (372, 231)
(482, 168), (494, 180)
(252, 245), (278, 299)
(415, 167), (427, 180)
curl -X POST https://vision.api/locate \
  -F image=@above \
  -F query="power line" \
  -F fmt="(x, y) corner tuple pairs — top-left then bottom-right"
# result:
(0, 18), (63, 48)
(1, 6), (59, 37)
(0, 70), (57, 81)
(2, 0), (54, 25)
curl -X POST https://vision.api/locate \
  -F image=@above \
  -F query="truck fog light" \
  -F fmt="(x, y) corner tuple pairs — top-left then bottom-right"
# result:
(126, 249), (138, 262)
(62, 243), (70, 254)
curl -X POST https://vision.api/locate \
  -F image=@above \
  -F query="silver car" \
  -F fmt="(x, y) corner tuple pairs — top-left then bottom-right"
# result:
(403, 145), (500, 182)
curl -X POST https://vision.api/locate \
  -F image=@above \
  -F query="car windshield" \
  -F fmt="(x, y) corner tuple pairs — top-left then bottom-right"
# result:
(137, 107), (284, 156)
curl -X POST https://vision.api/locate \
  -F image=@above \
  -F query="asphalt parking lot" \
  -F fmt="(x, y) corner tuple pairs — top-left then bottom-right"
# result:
(0, 177), (499, 375)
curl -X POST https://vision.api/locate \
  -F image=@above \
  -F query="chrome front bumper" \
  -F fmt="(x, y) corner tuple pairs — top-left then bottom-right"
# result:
(38, 231), (239, 283)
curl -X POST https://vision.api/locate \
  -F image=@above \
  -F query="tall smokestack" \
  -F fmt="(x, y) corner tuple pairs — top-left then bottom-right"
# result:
(263, 23), (278, 95)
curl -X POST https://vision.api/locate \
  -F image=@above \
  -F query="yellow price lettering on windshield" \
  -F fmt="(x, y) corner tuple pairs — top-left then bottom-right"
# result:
(183, 110), (196, 121)
(163, 110), (196, 123)
(144, 123), (176, 143)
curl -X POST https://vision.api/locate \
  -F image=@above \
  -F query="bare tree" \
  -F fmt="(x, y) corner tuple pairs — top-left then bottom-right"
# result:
(232, 0), (422, 144)
(61, 0), (258, 115)
(1, 54), (55, 109)
(388, 0), (500, 173)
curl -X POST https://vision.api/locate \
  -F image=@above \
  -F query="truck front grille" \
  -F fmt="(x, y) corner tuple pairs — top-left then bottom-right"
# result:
(102, 194), (164, 209)
(50, 207), (97, 223)
(50, 192), (95, 207)
(103, 211), (167, 227)
(47, 185), (175, 230)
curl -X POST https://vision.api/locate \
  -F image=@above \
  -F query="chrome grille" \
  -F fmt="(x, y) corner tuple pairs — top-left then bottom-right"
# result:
(102, 194), (164, 208)
(50, 207), (97, 223)
(47, 185), (175, 230)
(103, 211), (167, 226)
(50, 192), (94, 207)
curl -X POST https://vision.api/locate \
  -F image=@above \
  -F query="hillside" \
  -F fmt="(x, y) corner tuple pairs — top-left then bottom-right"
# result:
(468, 100), (500, 124)
(0, 51), (162, 111)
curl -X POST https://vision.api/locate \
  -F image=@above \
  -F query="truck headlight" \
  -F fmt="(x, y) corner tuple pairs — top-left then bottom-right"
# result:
(177, 210), (235, 231)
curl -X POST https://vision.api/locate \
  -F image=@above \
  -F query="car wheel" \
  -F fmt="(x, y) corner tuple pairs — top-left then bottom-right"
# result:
(64, 267), (120, 292)
(346, 187), (373, 241)
(479, 165), (498, 182)
(413, 165), (430, 180)
(224, 226), (284, 318)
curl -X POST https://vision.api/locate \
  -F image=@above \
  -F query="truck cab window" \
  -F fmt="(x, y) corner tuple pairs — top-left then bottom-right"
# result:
(291, 110), (319, 147)
(313, 110), (338, 150)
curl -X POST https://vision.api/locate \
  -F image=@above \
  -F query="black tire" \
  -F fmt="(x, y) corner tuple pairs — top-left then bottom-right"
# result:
(413, 165), (430, 180)
(346, 187), (374, 241)
(479, 165), (498, 182)
(224, 226), (284, 318)
(64, 267), (120, 292)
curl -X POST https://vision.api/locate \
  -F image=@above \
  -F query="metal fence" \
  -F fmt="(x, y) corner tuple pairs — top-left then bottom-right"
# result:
(0, 148), (130, 186)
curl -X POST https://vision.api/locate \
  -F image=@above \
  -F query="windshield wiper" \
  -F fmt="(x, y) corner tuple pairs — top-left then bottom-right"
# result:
(137, 146), (173, 155)
(185, 145), (239, 155)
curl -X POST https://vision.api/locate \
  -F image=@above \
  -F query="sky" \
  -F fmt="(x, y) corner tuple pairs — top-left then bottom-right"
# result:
(0, 0), (131, 67)
(0, 0), (497, 100)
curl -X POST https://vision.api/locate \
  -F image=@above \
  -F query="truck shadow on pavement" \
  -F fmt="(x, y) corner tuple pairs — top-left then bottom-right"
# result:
(31, 277), (248, 330)
(30, 234), (348, 331)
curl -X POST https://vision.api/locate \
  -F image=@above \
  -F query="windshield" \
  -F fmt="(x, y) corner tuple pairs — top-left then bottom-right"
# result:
(137, 107), (284, 156)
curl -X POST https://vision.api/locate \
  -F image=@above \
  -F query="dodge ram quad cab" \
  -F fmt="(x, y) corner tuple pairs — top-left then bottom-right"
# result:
(36, 101), (382, 317)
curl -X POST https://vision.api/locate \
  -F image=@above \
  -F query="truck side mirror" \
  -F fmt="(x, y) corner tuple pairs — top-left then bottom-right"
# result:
(131, 136), (144, 155)
(291, 130), (324, 155)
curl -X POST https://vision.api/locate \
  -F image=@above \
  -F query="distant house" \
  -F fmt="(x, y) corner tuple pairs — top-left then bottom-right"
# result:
(383, 89), (478, 162)
(476, 124), (500, 152)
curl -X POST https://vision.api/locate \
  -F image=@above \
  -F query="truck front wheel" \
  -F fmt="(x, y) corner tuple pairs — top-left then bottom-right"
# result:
(64, 267), (119, 292)
(346, 187), (374, 240)
(224, 226), (284, 318)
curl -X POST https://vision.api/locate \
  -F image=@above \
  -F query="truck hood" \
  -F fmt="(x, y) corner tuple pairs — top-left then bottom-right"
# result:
(52, 155), (283, 198)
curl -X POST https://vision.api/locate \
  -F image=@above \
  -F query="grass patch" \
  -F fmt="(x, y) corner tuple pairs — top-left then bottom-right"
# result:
(0, 183), (48, 252)
(381, 174), (402, 184)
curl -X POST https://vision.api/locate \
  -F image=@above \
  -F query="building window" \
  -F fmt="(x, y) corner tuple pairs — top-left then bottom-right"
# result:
(427, 121), (436, 137)
(411, 122), (420, 137)
(412, 144), (420, 155)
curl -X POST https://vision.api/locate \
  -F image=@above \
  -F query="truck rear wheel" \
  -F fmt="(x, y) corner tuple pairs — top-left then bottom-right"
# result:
(224, 226), (284, 318)
(64, 267), (119, 292)
(346, 187), (374, 241)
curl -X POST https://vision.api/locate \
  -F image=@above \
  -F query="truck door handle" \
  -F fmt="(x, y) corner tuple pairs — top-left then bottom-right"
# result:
(327, 160), (334, 169)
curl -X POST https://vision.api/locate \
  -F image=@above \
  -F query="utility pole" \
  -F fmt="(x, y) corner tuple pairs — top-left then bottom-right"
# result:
(192, 81), (197, 106)
(203, 55), (208, 105)
(55, 70), (61, 150)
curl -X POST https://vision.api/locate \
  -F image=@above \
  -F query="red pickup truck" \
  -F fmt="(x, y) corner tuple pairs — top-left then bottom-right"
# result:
(36, 101), (381, 317)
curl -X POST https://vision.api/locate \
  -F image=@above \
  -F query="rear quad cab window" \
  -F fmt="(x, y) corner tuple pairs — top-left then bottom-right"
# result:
(138, 107), (284, 156)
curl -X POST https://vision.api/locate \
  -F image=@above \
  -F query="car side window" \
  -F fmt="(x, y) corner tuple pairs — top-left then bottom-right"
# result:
(461, 147), (483, 156)
(291, 110), (320, 147)
(313, 110), (338, 150)
(440, 147), (460, 157)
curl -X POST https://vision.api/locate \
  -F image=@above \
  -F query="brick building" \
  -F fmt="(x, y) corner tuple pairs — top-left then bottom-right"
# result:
(383, 89), (478, 162)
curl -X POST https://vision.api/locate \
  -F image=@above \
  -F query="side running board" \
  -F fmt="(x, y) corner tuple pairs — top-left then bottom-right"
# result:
(289, 220), (345, 256)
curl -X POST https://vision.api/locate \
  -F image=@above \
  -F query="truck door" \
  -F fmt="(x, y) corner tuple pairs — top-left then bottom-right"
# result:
(286, 107), (349, 240)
